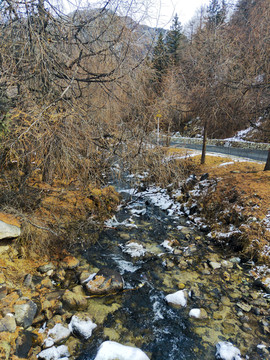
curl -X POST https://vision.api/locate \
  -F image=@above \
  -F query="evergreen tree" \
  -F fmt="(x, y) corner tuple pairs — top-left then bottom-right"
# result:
(165, 14), (182, 65)
(152, 32), (169, 81)
(207, 0), (227, 29)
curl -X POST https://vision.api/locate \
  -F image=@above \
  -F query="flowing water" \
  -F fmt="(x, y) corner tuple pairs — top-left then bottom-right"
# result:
(76, 183), (269, 360)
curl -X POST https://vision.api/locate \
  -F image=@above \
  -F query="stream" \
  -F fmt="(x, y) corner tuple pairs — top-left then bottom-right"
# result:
(75, 180), (269, 360)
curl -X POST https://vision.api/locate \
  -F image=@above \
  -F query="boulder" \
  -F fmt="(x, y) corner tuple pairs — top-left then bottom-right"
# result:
(14, 297), (37, 328)
(85, 268), (123, 295)
(69, 314), (97, 339)
(94, 341), (150, 360)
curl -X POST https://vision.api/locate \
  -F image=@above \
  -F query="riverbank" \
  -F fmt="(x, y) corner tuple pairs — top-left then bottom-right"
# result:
(0, 148), (269, 359)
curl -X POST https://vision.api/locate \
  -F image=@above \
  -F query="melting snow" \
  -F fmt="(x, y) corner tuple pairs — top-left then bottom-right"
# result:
(120, 242), (146, 258)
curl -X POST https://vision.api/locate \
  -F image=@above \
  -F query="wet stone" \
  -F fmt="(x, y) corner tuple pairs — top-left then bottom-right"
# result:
(62, 289), (87, 311)
(85, 268), (123, 295)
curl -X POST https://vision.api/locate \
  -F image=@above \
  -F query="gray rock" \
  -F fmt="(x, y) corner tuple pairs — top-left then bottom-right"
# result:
(23, 274), (33, 288)
(209, 261), (221, 270)
(229, 257), (241, 264)
(38, 263), (55, 274)
(0, 314), (16, 332)
(0, 220), (21, 240)
(14, 297), (37, 328)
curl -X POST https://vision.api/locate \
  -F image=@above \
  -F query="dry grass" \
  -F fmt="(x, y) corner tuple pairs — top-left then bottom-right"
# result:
(169, 150), (270, 264)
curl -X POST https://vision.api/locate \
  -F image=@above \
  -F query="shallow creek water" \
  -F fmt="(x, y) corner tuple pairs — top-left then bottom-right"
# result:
(76, 185), (269, 360)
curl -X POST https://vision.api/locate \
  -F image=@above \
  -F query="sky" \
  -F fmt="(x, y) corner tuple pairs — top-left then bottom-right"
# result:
(62, 0), (211, 29)
(145, 0), (210, 29)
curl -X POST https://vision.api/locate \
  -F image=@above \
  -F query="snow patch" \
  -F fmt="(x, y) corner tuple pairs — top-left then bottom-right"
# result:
(94, 341), (150, 360)
(215, 341), (241, 360)
(165, 290), (187, 307)
(189, 308), (201, 318)
(37, 345), (69, 360)
(120, 242), (146, 257)
(69, 315), (97, 340)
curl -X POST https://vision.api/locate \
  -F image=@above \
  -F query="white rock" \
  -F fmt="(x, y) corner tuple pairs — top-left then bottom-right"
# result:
(69, 315), (97, 339)
(37, 345), (69, 360)
(94, 341), (150, 360)
(165, 290), (187, 307)
(46, 323), (71, 344)
(189, 308), (201, 318)
(0, 220), (21, 240)
(215, 341), (241, 360)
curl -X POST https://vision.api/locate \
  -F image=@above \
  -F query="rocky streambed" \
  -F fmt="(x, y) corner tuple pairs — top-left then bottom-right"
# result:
(0, 176), (269, 360)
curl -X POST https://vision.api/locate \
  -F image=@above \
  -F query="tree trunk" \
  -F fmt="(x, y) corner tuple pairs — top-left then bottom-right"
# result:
(201, 119), (208, 164)
(264, 149), (270, 171)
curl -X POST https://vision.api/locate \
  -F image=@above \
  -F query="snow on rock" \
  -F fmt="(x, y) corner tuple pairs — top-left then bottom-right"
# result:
(94, 341), (150, 360)
(161, 240), (174, 252)
(215, 341), (241, 360)
(189, 308), (208, 319)
(45, 323), (71, 345)
(189, 308), (201, 318)
(69, 315), (97, 339)
(165, 290), (187, 307)
(37, 345), (70, 360)
(120, 241), (146, 257)
(104, 215), (137, 228)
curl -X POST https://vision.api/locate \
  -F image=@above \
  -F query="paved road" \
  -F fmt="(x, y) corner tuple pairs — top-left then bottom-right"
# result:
(170, 141), (268, 162)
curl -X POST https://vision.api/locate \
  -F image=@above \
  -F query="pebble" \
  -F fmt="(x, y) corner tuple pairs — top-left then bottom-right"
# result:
(209, 261), (221, 270)
(221, 297), (230, 306)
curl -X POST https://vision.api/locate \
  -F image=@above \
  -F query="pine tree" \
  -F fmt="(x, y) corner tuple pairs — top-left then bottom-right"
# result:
(165, 14), (182, 65)
(152, 32), (169, 81)
(207, 0), (227, 30)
